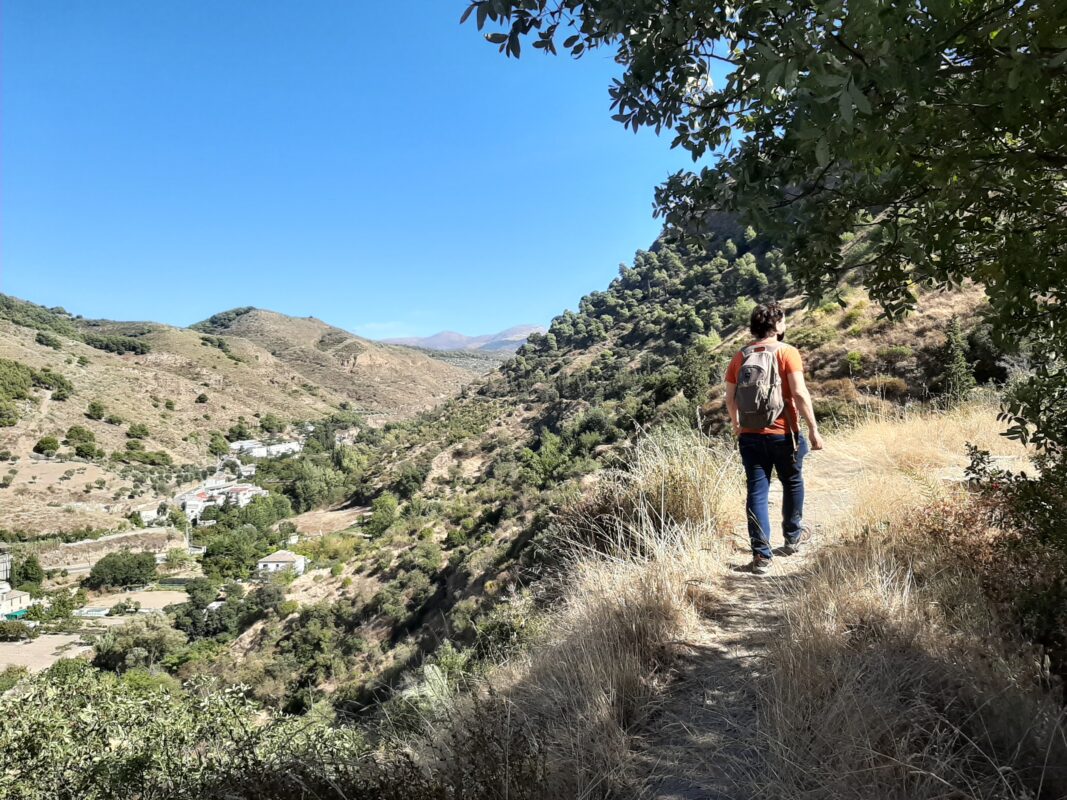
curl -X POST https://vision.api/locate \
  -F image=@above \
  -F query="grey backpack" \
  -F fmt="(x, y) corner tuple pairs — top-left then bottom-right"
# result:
(734, 342), (785, 429)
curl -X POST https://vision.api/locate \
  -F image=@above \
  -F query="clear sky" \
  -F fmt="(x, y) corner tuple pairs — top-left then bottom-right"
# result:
(1, 1), (694, 339)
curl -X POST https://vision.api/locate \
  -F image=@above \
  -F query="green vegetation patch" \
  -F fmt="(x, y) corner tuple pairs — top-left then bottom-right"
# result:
(190, 307), (256, 333)
(82, 333), (151, 355)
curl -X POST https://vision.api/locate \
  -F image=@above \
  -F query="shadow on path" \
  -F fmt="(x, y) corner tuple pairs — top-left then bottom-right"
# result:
(632, 568), (808, 800)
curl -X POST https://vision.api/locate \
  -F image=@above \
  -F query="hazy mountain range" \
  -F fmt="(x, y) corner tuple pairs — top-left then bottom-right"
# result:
(382, 324), (546, 352)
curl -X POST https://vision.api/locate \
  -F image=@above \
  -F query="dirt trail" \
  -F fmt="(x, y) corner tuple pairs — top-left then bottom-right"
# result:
(631, 444), (858, 797)
(630, 414), (999, 799)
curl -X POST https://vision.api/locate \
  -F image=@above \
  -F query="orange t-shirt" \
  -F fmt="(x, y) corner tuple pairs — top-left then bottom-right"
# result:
(725, 342), (803, 435)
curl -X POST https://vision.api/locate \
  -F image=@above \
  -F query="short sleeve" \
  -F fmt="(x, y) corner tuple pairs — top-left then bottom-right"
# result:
(780, 346), (803, 375)
(725, 351), (743, 383)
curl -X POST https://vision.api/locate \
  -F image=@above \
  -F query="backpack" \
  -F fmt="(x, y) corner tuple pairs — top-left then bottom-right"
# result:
(734, 342), (785, 430)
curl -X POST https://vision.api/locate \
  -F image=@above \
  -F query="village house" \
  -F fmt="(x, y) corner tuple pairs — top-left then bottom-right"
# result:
(228, 439), (303, 459)
(0, 582), (32, 620)
(255, 550), (307, 576)
(248, 441), (303, 458)
(176, 482), (269, 523)
(228, 439), (262, 454)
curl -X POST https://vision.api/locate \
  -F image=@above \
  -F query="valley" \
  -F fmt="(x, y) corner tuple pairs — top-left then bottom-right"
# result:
(1, 220), (1060, 800)
(4, 1), (1065, 796)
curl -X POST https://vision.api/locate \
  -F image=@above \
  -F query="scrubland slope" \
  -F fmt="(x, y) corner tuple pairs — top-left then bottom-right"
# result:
(6, 401), (1063, 800)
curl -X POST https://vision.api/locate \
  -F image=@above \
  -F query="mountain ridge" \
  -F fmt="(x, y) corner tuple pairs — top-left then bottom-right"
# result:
(383, 323), (546, 352)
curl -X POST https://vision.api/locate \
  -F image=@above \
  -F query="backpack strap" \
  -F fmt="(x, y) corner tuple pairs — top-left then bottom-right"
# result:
(741, 340), (784, 357)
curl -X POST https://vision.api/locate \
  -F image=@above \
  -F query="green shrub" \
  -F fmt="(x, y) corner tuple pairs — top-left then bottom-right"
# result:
(0, 621), (36, 641)
(31, 369), (73, 399)
(74, 442), (102, 460)
(876, 344), (913, 364)
(840, 308), (864, 327)
(35, 331), (62, 350)
(842, 351), (865, 374)
(33, 436), (60, 456)
(82, 333), (150, 355)
(86, 400), (106, 420)
(812, 397), (865, 427)
(127, 423), (150, 439)
(859, 375), (909, 399)
(86, 550), (157, 589)
(65, 425), (95, 444)
(277, 600), (299, 617)
(0, 400), (17, 427)
(789, 326), (836, 349)
(0, 665), (27, 692)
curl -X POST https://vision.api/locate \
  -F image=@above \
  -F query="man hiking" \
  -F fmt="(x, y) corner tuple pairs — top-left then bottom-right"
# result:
(724, 301), (824, 575)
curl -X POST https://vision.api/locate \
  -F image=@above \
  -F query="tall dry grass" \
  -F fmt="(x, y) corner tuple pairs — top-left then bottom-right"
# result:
(403, 428), (742, 798)
(746, 400), (1067, 799)
(381, 403), (1066, 800)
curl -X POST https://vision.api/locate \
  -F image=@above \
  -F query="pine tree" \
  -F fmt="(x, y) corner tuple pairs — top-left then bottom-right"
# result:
(940, 318), (976, 405)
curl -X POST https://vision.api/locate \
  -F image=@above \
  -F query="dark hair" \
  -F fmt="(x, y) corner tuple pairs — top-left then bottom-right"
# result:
(749, 302), (785, 339)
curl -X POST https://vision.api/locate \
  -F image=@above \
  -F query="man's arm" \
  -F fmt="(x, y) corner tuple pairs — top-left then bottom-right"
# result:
(724, 380), (741, 437)
(787, 371), (824, 450)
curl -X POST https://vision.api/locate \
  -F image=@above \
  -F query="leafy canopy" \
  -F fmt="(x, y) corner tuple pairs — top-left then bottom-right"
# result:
(464, 0), (1067, 450)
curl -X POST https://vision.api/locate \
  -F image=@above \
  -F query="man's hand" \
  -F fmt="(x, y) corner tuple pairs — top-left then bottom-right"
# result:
(732, 419), (742, 438)
(809, 429), (825, 451)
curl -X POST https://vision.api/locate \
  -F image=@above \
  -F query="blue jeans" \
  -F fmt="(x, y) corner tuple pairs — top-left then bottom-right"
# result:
(738, 433), (809, 559)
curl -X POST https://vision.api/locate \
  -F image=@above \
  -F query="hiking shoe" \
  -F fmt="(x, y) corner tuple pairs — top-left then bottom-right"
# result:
(782, 526), (813, 556)
(750, 556), (772, 575)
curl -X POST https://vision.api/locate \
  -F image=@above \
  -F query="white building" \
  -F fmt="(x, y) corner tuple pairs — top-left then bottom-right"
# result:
(256, 550), (307, 576)
(228, 440), (263, 454)
(0, 581), (32, 620)
(228, 439), (302, 459)
(247, 441), (303, 459)
(177, 482), (268, 523)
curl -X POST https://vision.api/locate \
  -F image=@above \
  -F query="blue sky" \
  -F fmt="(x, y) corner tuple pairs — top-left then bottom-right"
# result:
(1, 2), (695, 338)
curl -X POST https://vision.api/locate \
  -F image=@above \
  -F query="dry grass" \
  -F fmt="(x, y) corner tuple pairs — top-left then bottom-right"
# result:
(748, 401), (1066, 799)
(393, 429), (742, 798)
(757, 512), (1067, 800)
(321, 402), (1061, 800)
(558, 427), (744, 552)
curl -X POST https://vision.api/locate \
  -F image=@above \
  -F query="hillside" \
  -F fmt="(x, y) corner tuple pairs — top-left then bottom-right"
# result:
(0, 224), (1043, 800)
(384, 324), (546, 352)
(189, 307), (477, 418)
(163, 225), (1009, 718)
(0, 296), (480, 536)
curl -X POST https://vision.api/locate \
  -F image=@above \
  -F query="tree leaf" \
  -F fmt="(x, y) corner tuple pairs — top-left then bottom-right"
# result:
(816, 138), (830, 168)
(850, 83), (871, 114)
(838, 88), (854, 125)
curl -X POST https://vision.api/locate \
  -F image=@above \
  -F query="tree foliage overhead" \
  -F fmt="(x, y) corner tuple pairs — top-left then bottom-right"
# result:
(464, 0), (1067, 450)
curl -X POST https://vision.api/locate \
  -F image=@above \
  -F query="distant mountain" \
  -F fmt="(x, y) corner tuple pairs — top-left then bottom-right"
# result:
(384, 324), (546, 352)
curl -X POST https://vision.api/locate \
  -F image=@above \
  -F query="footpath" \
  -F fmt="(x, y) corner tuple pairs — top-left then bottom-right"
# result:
(628, 407), (1020, 798)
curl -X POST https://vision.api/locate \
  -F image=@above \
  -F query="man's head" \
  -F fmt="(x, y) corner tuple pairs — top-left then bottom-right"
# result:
(749, 302), (786, 340)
